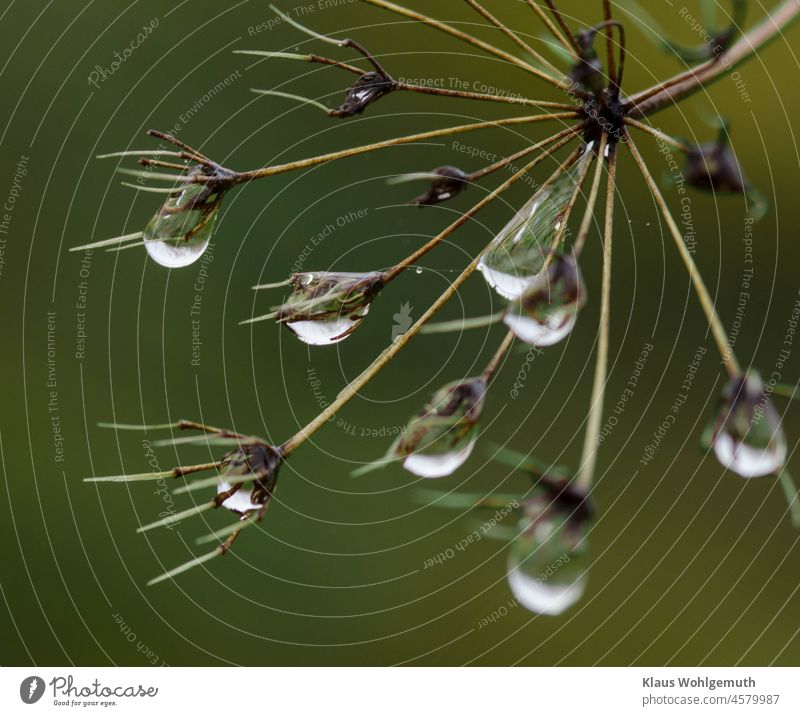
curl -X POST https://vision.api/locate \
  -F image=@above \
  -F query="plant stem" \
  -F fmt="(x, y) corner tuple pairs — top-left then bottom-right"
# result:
(462, 0), (563, 76)
(525, 0), (576, 58)
(624, 117), (692, 154)
(361, 0), (569, 91)
(626, 133), (741, 377)
(467, 122), (587, 181)
(543, 0), (581, 56)
(279, 145), (569, 457)
(572, 133), (608, 256)
(603, 0), (617, 87)
(384, 126), (584, 280)
(629, 0), (800, 117)
(576, 146), (616, 493)
(394, 82), (573, 110)
(233, 112), (579, 183)
(482, 330), (516, 382)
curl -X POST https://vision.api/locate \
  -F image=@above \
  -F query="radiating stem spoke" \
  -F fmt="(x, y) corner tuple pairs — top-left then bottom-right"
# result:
(577, 144), (616, 492)
(627, 133), (741, 377)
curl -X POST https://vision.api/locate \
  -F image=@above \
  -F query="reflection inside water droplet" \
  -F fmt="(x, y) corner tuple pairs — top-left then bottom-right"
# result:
(403, 437), (477, 479)
(713, 431), (786, 478)
(217, 480), (260, 515)
(145, 236), (210, 268)
(503, 310), (576, 347)
(287, 309), (368, 346)
(507, 561), (587, 616)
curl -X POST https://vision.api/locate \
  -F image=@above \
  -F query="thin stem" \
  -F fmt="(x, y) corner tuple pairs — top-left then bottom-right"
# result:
(70, 231), (144, 252)
(421, 311), (504, 334)
(136, 501), (216, 533)
(235, 112), (580, 183)
(279, 145), (561, 456)
(627, 133), (741, 377)
(462, 0), (562, 76)
(394, 82), (574, 110)
(138, 158), (189, 171)
(603, 0), (616, 88)
(384, 128), (583, 281)
(234, 50), (364, 75)
(361, 0), (569, 91)
(251, 88), (331, 113)
(525, 0), (576, 57)
(146, 529), (241, 586)
(624, 117), (692, 154)
(629, 0), (800, 117)
(468, 121), (587, 181)
(84, 461), (222, 483)
(482, 330), (516, 383)
(576, 146), (616, 492)
(542, 0), (581, 55)
(777, 468), (800, 528)
(572, 133), (608, 256)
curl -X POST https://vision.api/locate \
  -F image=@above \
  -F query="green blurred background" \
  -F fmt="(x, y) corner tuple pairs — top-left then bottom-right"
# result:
(1, 0), (799, 666)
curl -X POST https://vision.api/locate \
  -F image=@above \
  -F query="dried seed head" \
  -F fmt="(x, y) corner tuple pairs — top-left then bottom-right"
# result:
(507, 472), (593, 616)
(216, 442), (283, 515)
(503, 252), (586, 347)
(143, 166), (227, 268)
(271, 271), (386, 345)
(356, 377), (487, 478)
(410, 166), (468, 206)
(710, 372), (787, 478)
(329, 72), (394, 118)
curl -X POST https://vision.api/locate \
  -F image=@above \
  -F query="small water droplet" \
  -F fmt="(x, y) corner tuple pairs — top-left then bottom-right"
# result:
(415, 267), (423, 275)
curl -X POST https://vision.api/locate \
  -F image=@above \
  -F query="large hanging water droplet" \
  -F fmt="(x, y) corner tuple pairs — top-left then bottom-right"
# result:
(503, 253), (586, 347)
(216, 442), (283, 515)
(271, 272), (384, 346)
(478, 144), (593, 300)
(143, 173), (223, 269)
(506, 474), (592, 616)
(353, 377), (486, 478)
(711, 372), (786, 478)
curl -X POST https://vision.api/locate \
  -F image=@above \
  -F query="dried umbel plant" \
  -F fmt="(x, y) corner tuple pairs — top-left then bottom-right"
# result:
(82, 1), (800, 613)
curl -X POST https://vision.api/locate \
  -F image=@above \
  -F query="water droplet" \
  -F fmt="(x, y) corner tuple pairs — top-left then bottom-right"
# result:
(273, 272), (383, 345)
(507, 479), (592, 616)
(479, 147), (593, 300)
(711, 372), (786, 478)
(143, 176), (222, 268)
(415, 267), (423, 275)
(503, 253), (585, 347)
(403, 437), (477, 478)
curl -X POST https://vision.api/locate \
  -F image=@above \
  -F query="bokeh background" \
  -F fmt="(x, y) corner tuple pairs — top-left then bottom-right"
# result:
(1, 0), (799, 666)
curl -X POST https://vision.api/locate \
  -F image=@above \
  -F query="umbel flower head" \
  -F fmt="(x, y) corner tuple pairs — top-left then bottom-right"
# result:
(329, 71), (395, 118)
(355, 377), (487, 478)
(142, 166), (228, 268)
(503, 252), (586, 347)
(217, 442), (283, 515)
(245, 270), (386, 345)
(709, 371), (787, 478)
(507, 470), (593, 616)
